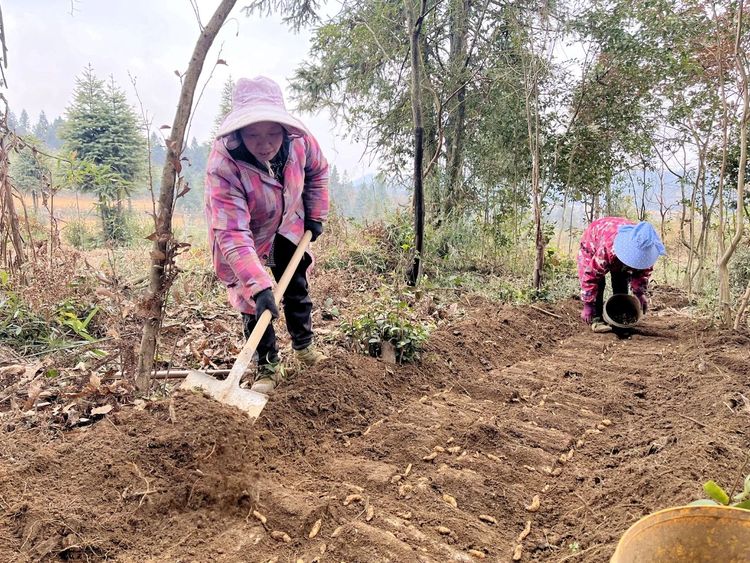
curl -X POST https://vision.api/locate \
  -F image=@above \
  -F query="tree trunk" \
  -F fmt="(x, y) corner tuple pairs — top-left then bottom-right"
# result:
(719, 4), (748, 326)
(691, 151), (707, 291)
(656, 166), (669, 285)
(567, 201), (575, 256)
(558, 144), (578, 251)
(734, 277), (750, 329)
(98, 194), (109, 240)
(136, 0), (237, 391)
(0, 165), (25, 271)
(405, 0), (426, 287)
(637, 162), (647, 221)
(521, 28), (544, 291)
(0, 138), (25, 273)
(442, 0), (469, 220)
(557, 188), (568, 251)
(717, 1), (750, 329)
(529, 126), (543, 290)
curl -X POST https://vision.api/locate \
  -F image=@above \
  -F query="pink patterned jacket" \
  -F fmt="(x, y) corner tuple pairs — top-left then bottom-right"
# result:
(205, 135), (329, 314)
(577, 217), (651, 303)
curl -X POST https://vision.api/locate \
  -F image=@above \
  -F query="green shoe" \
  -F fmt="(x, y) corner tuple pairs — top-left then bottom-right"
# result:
(294, 344), (328, 367)
(591, 318), (612, 333)
(250, 362), (284, 394)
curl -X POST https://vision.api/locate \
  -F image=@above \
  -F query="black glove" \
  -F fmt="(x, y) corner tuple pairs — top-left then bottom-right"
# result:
(304, 218), (324, 242)
(254, 288), (278, 321)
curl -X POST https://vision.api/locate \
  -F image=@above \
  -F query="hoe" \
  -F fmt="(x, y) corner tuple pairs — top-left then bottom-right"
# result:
(180, 231), (312, 421)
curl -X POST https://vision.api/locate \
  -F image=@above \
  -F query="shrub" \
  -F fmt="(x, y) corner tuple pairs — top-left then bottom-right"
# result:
(64, 219), (99, 250)
(540, 246), (578, 301)
(341, 300), (431, 363)
(319, 211), (413, 274)
(0, 287), (54, 353)
(0, 272), (102, 354)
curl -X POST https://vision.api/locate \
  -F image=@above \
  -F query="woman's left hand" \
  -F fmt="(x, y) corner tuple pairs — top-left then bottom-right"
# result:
(635, 293), (648, 314)
(305, 219), (324, 241)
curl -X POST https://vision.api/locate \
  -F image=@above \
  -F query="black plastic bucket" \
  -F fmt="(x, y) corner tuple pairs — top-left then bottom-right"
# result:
(603, 294), (643, 329)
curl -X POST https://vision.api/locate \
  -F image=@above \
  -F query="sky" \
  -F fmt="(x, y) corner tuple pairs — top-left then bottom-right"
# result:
(3, 0), (377, 178)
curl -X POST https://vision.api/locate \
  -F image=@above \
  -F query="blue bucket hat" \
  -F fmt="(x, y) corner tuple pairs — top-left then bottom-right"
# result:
(613, 221), (666, 270)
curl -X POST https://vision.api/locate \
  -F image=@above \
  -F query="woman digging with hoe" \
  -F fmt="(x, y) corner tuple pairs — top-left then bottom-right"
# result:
(578, 217), (666, 333)
(205, 76), (329, 393)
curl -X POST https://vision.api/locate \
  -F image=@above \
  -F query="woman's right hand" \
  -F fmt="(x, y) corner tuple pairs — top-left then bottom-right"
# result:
(254, 288), (279, 321)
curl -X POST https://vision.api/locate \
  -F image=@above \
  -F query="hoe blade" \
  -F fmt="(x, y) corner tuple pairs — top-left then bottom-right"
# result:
(181, 370), (268, 421)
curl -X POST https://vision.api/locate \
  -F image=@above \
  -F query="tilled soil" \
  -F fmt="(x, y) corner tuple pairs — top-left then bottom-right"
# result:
(1, 288), (749, 562)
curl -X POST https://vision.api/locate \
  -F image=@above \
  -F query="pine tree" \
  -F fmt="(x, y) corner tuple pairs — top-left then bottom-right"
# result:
(46, 117), (64, 149)
(61, 65), (145, 243)
(32, 111), (50, 142)
(10, 135), (49, 214)
(101, 75), (144, 182)
(211, 76), (234, 138)
(18, 109), (30, 135)
(150, 132), (166, 167)
(185, 137), (208, 171)
(177, 137), (210, 211)
(61, 65), (108, 167)
(7, 110), (18, 132)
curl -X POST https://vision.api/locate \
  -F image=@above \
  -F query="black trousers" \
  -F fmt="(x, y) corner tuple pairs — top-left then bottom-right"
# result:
(594, 271), (630, 318)
(241, 234), (313, 365)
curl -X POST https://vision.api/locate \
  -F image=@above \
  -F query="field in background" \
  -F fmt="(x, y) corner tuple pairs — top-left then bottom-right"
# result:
(17, 188), (748, 316)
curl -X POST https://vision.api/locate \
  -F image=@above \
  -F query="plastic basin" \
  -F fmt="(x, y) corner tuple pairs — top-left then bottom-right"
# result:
(610, 505), (750, 562)
(603, 293), (643, 329)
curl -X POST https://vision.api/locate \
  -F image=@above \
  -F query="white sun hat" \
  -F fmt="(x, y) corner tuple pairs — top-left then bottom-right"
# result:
(613, 221), (666, 270)
(215, 76), (310, 139)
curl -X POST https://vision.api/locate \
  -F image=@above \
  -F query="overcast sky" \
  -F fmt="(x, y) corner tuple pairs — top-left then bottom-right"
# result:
(3, 0), (376, 178)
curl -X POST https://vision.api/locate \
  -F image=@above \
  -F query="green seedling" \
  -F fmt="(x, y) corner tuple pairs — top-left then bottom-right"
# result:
(56, 303), (99, 341)
(690, 475), (750, 510)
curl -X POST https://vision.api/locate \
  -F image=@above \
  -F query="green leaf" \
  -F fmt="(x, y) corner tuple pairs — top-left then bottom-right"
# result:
(703, 481), (730, 505)
(82, 306), (99, 329)
(733, 499), (750, 510)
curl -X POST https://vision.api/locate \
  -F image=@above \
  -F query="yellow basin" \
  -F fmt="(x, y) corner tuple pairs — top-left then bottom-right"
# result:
(611, 505), (750, 562)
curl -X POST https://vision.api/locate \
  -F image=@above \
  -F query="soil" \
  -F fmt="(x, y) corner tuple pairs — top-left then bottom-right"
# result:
(0, 284), (749, 562)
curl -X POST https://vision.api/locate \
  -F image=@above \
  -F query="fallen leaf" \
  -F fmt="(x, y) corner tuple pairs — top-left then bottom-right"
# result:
(0, 365), (25, 378)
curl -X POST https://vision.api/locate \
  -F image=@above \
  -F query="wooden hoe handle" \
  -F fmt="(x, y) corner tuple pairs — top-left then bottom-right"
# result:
(224, 231), (313, 388)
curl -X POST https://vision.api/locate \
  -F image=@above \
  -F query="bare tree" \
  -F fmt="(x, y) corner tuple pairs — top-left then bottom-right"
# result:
(136, 0), (238, 391)
(0, 4), (24, 276)
(719, 0), (748, 326)
(405, 0), (426, 286)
